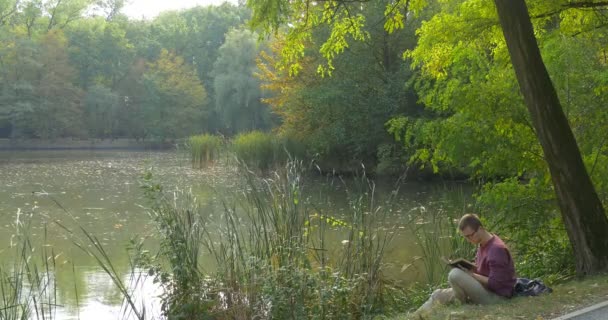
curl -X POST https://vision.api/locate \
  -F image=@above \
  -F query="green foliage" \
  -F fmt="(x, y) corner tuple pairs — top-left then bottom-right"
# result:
(248, 0), (422, 75)
(0, 2), (250, 140)
(0, 29), (84, 139)
(231, 131), (276, 171)
(476, 178), (575, 283)
(189, 134), (223, 168)
(138, 175), (209, 319)
(256, 1), (423, 172)
(84, 84), (121, 138)
(397, 0), (608, 282)
(142, 49), (208, 140)
(213, 29), (273, 135)
(137, 162), (409, 318)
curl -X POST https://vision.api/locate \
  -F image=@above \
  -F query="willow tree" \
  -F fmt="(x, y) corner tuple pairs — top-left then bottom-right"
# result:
(246, 0), (608, 275)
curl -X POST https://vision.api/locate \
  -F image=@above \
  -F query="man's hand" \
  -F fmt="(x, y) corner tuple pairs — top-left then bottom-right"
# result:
(466, 270), (489, 287)
(458, 266), (489, 286)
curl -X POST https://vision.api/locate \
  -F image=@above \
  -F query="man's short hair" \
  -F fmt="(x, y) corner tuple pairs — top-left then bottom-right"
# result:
(459, 213), (483, 231)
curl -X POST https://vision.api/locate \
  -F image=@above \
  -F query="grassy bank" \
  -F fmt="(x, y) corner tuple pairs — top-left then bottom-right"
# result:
(394, 274), (608, 320)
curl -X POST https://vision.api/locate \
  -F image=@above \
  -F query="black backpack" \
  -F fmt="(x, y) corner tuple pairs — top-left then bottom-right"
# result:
(514, 278), (553, 297)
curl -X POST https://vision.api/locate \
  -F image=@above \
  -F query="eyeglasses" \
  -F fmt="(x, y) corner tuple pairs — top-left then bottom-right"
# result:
(463, 229), (477, 239)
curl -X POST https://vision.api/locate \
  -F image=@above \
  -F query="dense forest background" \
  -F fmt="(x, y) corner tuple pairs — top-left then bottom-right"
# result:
(1, 0), (607, 181)
(0, 0), (425, 172)
(0, 1), (268, 140)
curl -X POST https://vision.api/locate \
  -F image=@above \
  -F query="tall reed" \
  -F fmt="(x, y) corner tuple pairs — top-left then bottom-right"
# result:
(50, 199), (149, 320)
(231, 131), (276, 171)
(0, 217), (58, 320)
(406, 207), (473, 287)
(188, 134), (222, 168)
(138, 161), (407, 319)
(138, 177), (210, 319)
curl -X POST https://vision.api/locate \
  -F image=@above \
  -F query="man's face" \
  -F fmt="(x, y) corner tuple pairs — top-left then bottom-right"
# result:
(461, 226), (481, 245)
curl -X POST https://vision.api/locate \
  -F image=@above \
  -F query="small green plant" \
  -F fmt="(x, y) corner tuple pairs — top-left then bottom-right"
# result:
(188, 134), (222, 168)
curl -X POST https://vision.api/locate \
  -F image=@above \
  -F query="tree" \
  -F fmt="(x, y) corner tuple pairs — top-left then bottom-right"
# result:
(0, 28), (40, 138)
(142, 49), (208, 140)
(84, 84), (120, 138)
(149, 4), (249, 131)
(246, 0), (608, 275)
(256, 1), (421, 169)
(493, 0), (608, 275)
(32, 29), (84, 138)
(213, 28), (271, 134)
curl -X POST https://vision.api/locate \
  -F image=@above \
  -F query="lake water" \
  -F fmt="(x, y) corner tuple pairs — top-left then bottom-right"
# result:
(0, 150), (472, 319)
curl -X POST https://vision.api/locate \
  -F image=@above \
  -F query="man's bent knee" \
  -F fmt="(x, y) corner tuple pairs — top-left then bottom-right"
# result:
(430, 288), (454, 304)
(447, 268), (469, 284)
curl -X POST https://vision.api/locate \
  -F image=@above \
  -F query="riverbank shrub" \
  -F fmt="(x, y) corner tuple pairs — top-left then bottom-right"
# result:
(188, 134), (223, 168)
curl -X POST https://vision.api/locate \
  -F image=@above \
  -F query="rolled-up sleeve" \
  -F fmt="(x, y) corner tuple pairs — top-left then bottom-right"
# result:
(487, 247), (516, 297)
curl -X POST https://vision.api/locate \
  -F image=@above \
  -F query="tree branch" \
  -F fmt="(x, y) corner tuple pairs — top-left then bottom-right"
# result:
(532, 1), (608, 19)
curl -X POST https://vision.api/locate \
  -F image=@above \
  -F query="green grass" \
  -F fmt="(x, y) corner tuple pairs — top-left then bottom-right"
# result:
(135, 162), (409, 319)
(392, 274), (608, 320)
(230, 131), (308, 171)
(0, 223), (59, 320)
(231, 131), (276, 171)
(188, 134), (222, 168)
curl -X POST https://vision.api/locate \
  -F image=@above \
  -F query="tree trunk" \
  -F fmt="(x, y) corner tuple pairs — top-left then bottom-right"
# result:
(493, 0), (608, 275)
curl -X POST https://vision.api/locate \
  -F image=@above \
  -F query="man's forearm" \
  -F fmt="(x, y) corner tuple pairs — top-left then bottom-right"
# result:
(471, 272), (489, 286)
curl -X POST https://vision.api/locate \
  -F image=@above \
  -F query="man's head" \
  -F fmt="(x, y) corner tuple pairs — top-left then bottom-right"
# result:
(458, 213), (484, 244)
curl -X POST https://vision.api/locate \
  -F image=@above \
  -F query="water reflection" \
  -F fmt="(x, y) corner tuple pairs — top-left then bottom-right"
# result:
(0, 150), (472, 319)
(52, 268), (162, 320)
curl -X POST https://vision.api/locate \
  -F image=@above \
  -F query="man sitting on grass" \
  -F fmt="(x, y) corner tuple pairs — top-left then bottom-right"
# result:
(415, 213), (516, 315)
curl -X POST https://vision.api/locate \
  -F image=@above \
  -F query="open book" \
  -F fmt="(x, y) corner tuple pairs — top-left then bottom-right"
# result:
(441, 257), (477, 271)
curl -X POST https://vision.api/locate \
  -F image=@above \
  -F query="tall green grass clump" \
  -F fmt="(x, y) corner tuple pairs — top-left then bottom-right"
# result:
(407, 208), (473, 287)
(136, 173), (214, 319)
(400, 188), (475, 309)
(137, 162), (408, 319)
(189, 134), (222, 168)
(210, 162), (408, 318)
(231, 131), (275, 171)
(232, 131), (308, 171)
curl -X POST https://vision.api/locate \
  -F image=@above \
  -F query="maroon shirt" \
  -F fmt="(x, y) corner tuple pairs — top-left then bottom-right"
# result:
(475, 235), (516, 297)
